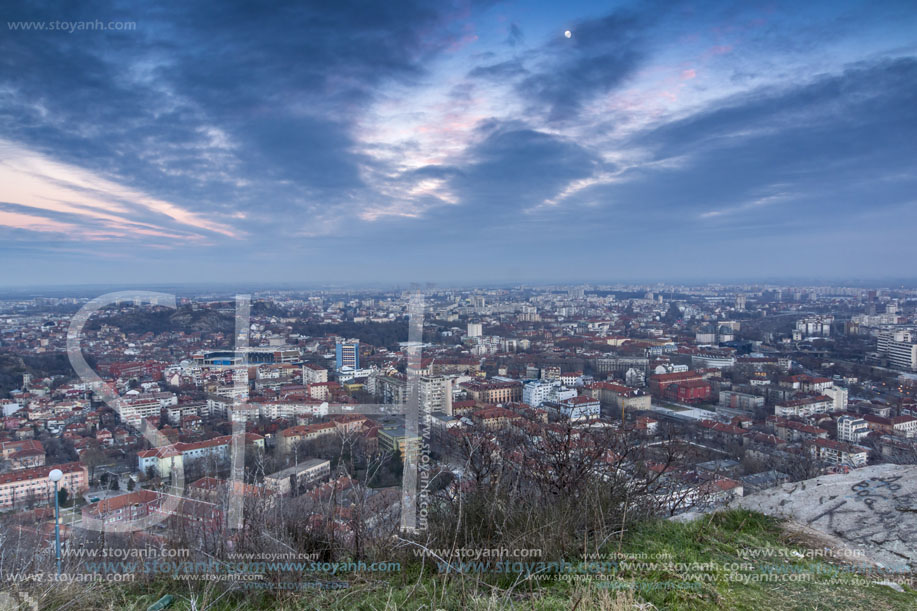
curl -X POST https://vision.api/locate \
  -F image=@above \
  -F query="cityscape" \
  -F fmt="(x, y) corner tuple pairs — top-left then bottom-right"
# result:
(3, 0), (917, 609)
(1, 284), (917, 608)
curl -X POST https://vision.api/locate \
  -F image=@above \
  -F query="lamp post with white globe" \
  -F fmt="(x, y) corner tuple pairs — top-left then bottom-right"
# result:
(48, 468), (63, 576)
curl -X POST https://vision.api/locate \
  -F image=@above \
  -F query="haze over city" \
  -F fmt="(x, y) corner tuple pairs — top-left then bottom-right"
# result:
(2, 0), (916, 286)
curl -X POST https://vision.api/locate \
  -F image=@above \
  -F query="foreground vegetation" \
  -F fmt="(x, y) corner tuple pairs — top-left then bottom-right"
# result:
(13, 510), (915, 610)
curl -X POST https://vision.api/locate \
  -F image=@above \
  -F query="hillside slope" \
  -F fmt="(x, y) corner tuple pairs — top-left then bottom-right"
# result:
(13, 510), (915, 610)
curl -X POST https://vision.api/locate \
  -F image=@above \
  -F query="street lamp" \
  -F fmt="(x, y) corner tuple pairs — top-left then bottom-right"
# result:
(48, 468), (63, 576)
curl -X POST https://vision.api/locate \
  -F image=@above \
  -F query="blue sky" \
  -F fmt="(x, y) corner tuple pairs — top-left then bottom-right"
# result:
(1, 0), (915, 286)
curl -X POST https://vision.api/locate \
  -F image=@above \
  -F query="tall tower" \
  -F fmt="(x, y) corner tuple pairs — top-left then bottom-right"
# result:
(335, 339), (359, 371)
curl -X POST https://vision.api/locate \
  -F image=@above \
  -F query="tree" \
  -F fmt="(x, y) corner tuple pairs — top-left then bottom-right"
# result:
(363, 446), (403, 489)
(57, 487), (69, 508)
(126, 478), (136, 491)
(426, 416), (701, 562)
(664, 302), (682, 325)
(80, 448), (107, 483)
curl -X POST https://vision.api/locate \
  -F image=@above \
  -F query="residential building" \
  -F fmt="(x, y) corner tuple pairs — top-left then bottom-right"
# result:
(775, 395), (835, 418)
(0, 462), (88, 509)
(544, 396), (601, 421)
(769, 416), (829, 442)
(795, 316), (833, 338)
(719, 390), (764, 412)
(419, 376), (453, 415)
(1, 440), (46, 470)
(837, 415), (869, 443)
(82, 489), (222, 531)
(877, 329), (917, 371)
(808, 438), (868, 467)
(522, 380), (576, 407)
(164, 402), (208, 426)
(378, 427), (421, 458)
(460, 380), (522, 405)
(374, 373), (408, 404)
(119, 396), (162, 427)
(137, 433), (265, 477)
(823, 386), (848, 412)
(470, 407), (516, 430)
(264, 458), (331, 495)
(587, 382), (651, 412)
(302, 364), (329, 385)
(277, 422), (338, 454)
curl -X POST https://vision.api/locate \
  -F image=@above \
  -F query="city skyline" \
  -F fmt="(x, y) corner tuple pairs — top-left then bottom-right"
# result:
(5, 2), (917, 608)
(2, 0), (916, 286)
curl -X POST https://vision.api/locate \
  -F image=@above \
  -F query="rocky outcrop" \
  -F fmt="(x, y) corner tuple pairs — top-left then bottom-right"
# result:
(733, 464), (917, 571)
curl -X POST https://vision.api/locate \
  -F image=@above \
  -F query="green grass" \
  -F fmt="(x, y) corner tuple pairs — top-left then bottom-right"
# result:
(17, 510), (917, 610)
(606, 510), (916, 610)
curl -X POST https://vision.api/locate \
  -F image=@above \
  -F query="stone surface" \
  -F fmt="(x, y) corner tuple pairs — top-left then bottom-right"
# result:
(733, 463), (917, 571)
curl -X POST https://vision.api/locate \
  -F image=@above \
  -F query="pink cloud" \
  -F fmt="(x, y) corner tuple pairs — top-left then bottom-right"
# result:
(0, 139), (240, 242)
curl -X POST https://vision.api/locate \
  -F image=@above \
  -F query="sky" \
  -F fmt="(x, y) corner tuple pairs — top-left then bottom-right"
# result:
(1, 0), (916, 287)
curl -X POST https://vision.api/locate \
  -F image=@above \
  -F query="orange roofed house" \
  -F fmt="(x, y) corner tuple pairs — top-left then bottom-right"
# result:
(82, 489), (222, 532)
(460, 380), (522, 405)
(137, 433), (265, 478)
(0, 462), (88, 509)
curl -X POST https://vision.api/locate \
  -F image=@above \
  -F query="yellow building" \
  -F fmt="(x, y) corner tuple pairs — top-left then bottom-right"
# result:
(378, 427), (421, 459)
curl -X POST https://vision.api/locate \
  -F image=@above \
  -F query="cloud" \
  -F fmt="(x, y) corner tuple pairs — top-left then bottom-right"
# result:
(0, 139), (239, 242)
(443, 123), (607, 219)
(505, 22), (524, 47)
(1, 0), (916, 283)
(468, 59), (529, 80)
(699, 191), (795, 219)
(515, 11), (646, 123)
(564, 57), (917, 237)
(0, 0), (487, 245)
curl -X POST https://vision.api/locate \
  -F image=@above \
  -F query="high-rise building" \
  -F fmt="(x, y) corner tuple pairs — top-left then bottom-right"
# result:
(420, 376), (453, 415)
(302, 364), (328, 384)
(877, 330), (917, 372)
(335, 339), (360, 371)
(837, 415), (869, 443)
(795, 316), (833, 338)
(522, 379), (576, 407)
(467, 322), (482, 338)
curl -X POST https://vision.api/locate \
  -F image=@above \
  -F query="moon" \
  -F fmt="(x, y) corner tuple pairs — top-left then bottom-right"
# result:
(564, 30), (572, 39)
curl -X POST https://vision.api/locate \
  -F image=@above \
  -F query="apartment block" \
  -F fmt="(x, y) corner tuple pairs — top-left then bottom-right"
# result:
(0, 462), (88, 509)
